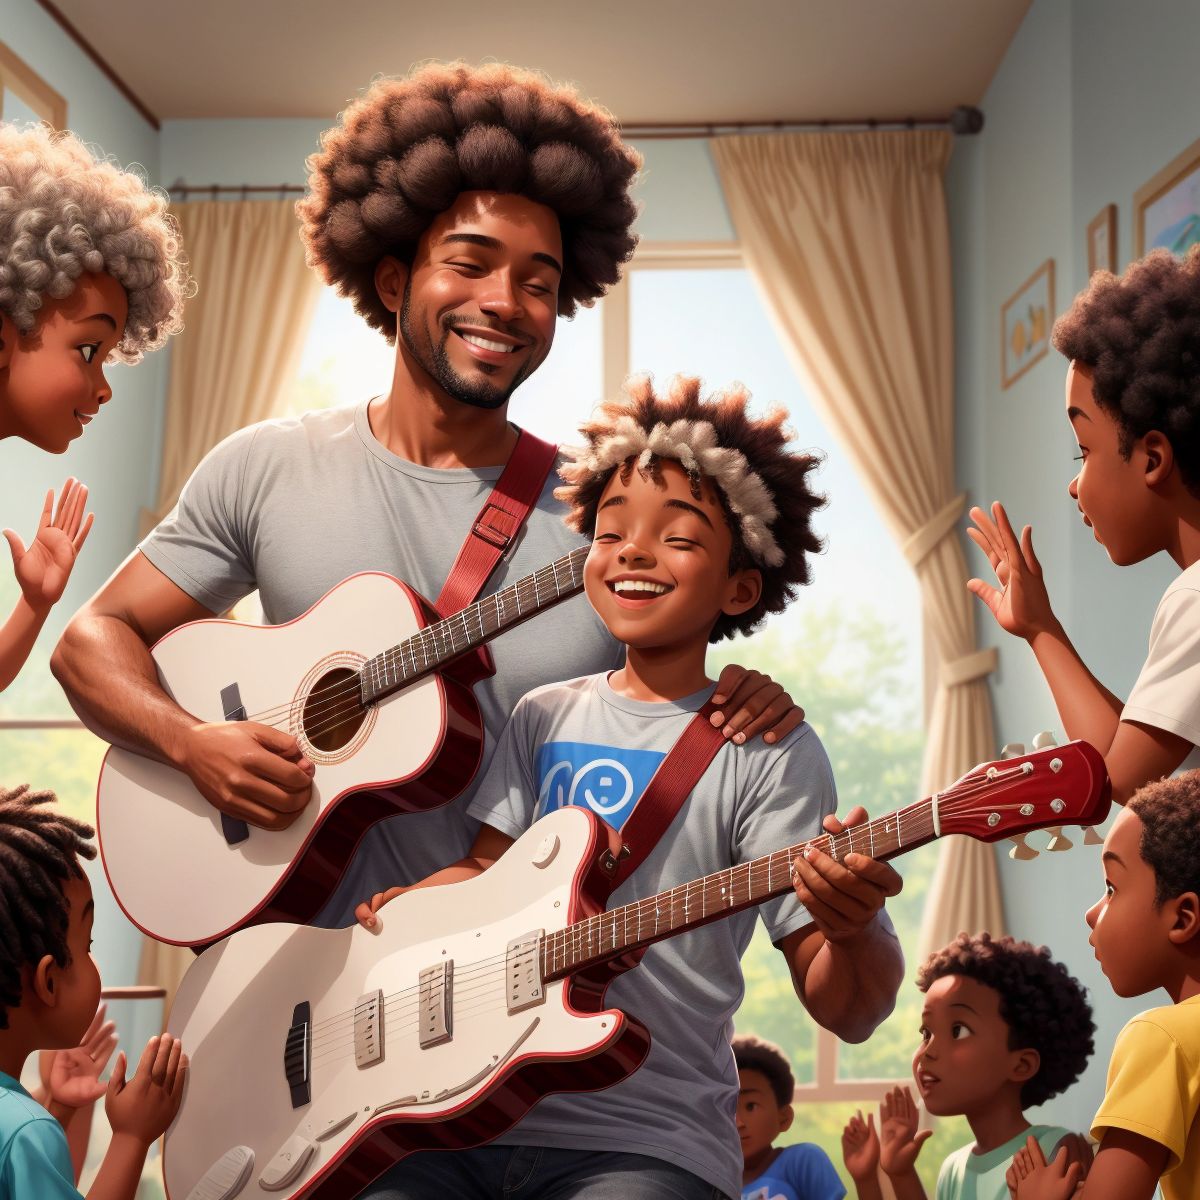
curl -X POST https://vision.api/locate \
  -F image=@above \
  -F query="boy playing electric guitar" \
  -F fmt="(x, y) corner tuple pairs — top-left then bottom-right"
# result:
(357, 375), (905, 1200)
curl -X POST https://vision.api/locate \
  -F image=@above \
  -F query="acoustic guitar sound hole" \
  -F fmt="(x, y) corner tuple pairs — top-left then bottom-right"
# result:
(301, 667), (368, 752)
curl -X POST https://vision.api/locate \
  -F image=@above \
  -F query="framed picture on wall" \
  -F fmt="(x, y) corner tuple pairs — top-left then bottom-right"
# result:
(1001, 259), (1054, 390)
(1087, 205), (1117, 275)
(1134, 134), (1200, 257)
(0, 40), (66, 128)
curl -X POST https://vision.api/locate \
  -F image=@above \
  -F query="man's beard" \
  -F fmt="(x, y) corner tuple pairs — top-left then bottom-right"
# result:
(399, 281), (532, 411)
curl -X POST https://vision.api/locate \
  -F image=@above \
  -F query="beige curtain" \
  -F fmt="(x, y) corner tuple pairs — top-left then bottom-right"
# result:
(711, 131), (1003, 958)
(137, 199), (321, 1005)
(138, 199), (321, 534)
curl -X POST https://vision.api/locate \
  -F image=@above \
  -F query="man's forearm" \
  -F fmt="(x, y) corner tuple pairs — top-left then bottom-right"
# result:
(51, 614), (195, 764)
(796, 916), (903, 1043)
(1028, 622), (1123, 751)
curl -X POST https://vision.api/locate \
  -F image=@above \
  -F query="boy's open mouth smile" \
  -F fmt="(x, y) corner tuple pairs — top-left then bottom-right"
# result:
(606, 575), (675, 606)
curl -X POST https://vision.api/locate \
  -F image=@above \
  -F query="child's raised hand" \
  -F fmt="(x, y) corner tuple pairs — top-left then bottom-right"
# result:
(878, 1085), (932, 1176)
(966, 502), (1056, 641)
(3, 479), (94, 613)
(44, 1001), (118, 1109)
(841, 1109), (880, 1182)
(105, 1034), (187, 1145)
(1007, 1134), (1081, 1200)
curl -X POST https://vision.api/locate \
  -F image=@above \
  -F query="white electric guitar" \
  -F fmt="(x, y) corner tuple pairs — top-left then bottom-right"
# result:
(97, 547), (588, 948)
(163, 740), (1110, 1200)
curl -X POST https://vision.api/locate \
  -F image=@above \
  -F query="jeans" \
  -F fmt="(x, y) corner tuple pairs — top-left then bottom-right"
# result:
(362, 1146), (730, 1199)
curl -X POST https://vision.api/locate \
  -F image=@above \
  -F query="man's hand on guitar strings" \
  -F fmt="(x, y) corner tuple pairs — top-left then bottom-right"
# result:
(789, 806), (903, 942)
(178, 720), (315, 830)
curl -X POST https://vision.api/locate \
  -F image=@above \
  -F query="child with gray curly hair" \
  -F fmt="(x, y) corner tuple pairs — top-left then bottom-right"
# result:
(0, 122), (190, 691)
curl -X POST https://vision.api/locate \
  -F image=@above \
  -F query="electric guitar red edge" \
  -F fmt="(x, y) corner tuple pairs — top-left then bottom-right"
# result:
(163, 740), (1110, 1200)
(97, 546), (589, 948)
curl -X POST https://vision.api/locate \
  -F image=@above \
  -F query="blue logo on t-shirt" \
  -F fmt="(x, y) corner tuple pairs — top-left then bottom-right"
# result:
(535, 742), (666, 830)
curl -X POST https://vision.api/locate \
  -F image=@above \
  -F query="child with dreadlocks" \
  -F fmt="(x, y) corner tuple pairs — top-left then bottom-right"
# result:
(354, 375), (905, 1200)
(0, 783), (187, 1199)
(840, 933), (1094, 1200)
(0, 122), (189, 691)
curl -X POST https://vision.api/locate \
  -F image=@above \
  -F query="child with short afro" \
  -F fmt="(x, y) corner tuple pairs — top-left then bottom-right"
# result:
(969, 246), (1200, 804)
(0, 123), (190, 691)
(841, 932), (1094, 1200)
(734, 1033), (844, 1199)
(0, 783), (187, 1199)
(355, 374), (905, 1200)
(1009, 771), (1200, 1200)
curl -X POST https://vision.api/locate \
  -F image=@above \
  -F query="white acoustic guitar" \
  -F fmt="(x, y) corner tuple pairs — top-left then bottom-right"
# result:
(162, 740), (1110, 1200)
(97, 547), (588, 948)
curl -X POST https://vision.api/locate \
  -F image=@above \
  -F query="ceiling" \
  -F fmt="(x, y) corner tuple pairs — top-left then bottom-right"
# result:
(44, 0), (1031, 126)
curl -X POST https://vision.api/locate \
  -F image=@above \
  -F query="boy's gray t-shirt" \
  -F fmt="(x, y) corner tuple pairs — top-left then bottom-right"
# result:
(138, 401), (621, 925)
(467, 673), (842, 1200)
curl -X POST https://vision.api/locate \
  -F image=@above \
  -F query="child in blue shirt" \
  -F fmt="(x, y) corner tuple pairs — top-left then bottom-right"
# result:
(735, 1034), (845, 1200)
(0, 783), (187, 1199)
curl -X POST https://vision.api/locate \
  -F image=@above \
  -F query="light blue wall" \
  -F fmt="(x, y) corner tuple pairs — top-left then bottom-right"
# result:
(948, 0), (1193, 1133)
(1, 0), (167, 985)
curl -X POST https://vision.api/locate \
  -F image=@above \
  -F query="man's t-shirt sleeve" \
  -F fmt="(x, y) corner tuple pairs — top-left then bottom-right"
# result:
(1, 1117), (81, 1199)
(466, 695), (540, 840)
(1092, 1014), (1198, 1170)
(138, 425), (259, 614)
(1123, 583), (1200, 747)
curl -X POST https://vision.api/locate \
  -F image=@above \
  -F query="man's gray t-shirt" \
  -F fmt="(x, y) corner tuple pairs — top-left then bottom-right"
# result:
(139, 401), (621, 925)
(466, 673), (838, 1200)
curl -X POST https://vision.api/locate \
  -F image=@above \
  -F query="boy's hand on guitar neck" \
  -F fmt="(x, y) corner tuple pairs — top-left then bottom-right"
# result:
(177, 721), (314, 831)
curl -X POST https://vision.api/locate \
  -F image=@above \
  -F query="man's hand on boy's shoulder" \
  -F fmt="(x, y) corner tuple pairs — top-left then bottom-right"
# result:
(710, 664), (804, 745)
(788, 806), (903, 942)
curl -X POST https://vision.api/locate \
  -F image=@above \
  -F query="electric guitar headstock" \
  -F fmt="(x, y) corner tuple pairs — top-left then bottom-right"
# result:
(935, 734), (1111, 859)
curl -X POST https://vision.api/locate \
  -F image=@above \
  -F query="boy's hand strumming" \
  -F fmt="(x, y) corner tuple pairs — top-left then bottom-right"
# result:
(105, 1034), (188, 1144)
(878, 1085), (932, 1177)
(966, 502), (1058, 641)
(841, 1109), (881, 1182)
(3, 479), (94, 614)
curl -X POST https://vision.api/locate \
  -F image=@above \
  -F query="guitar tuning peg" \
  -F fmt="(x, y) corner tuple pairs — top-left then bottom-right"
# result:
(1082, 825), (1104, 846)
(1031, 730), (1058, 749)
(1000, 742), (1027, 760)
(1008, 835), (1039, 861)
(1045, 826), (1074, 852)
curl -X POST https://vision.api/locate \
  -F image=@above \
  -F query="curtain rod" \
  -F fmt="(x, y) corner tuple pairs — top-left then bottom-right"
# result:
(168, 105), (985, 197)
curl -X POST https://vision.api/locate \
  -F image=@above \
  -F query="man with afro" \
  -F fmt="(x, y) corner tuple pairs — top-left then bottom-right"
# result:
(53, 64), (802, 926)
(0, 123), (189, 691)
(841, 932), (1093, 1200)
(967, 246), (1200, 804)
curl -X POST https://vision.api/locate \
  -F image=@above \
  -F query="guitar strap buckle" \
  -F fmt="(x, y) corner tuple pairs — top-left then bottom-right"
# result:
(472, 504), (519, 551)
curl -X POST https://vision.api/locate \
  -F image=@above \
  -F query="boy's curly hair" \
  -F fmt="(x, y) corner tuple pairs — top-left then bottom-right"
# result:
(1052, 246), (1200, 491)
(297, 61), (641, 338)
(733, 1033), (794, 1107)
(0, 123), (190, 363)
(1128, 771), (1200, 908)
(916, 932), (1094, 1109)
(0, 784), (96, 1029)
(556, 375), (824, 643)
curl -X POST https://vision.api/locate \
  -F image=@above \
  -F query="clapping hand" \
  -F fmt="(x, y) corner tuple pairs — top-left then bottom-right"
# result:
(3, 479), (94, 613)
(841, 1108), (881, 1183)
(966, 502), (1056, 641)
(42, 1001), (118, 1110)
(878, 1085), (932, 1177)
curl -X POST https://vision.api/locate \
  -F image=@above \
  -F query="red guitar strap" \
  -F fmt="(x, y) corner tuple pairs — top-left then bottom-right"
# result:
(612, 701), (726, 886)
(433, 429), (559, 618)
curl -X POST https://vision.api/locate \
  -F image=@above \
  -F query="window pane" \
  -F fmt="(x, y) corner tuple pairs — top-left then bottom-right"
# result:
(631, 267), (926, 1086)
(737, 922), (815, 1086)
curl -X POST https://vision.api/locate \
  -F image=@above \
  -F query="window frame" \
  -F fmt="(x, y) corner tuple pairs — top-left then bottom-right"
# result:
(0, 40), (67, 128)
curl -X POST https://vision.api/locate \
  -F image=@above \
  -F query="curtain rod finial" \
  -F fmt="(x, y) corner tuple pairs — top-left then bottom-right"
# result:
(950, 106), (985, 136)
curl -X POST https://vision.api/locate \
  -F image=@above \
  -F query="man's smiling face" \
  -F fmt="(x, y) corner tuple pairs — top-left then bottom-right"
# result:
(388, 190), (563, 410)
